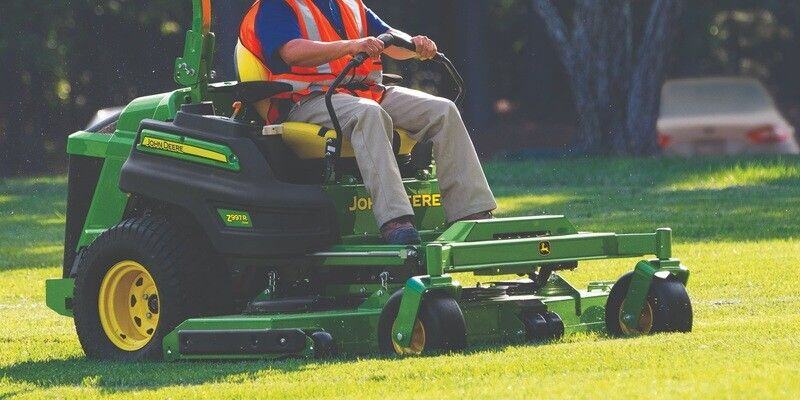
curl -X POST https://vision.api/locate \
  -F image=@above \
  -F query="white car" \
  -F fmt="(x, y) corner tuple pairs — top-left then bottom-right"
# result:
(657, 77), (799, 156)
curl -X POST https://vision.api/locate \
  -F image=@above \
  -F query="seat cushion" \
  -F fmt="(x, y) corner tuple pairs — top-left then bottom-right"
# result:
(279, 122), (417, 160)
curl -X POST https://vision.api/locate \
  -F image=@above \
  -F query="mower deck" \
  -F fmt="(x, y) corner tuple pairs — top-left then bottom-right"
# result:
(163, 277), (611, 361)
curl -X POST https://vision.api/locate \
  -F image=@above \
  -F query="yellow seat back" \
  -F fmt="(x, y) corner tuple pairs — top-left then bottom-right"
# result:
(235, 40), (271, 82)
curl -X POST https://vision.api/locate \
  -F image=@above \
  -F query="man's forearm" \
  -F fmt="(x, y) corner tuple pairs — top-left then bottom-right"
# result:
(280, 39), (354, 68)
(279, 30), (433, 68)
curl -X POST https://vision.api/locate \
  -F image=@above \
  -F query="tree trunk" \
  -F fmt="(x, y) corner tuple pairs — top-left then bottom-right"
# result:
(626, 0), (684, 155)
(531, 0), (684, 156)
(531, 0), (599, 154)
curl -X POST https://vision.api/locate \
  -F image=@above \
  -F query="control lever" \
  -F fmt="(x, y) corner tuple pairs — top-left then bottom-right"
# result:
(230, 101), (244, 120)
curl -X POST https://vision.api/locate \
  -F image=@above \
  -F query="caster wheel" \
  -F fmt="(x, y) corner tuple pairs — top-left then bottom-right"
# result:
(311, 331), (336, 359)
(524, 312), (564, 342)
(524, 313), (549, 342)
(378, 290), (467, 356)
(606, 271), (693, 336)
(544, 312), (565, 340)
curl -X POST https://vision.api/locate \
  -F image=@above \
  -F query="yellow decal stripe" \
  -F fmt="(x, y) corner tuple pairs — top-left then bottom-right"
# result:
(180, 144), (228, 163)
(142, 137), (228, 163)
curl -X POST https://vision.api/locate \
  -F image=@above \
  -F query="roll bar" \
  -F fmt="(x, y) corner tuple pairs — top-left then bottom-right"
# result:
(175, 0), (215, 102)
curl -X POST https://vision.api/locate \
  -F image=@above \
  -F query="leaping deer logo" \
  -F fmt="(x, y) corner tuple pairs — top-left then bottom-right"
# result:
(539, 241), (551, 256)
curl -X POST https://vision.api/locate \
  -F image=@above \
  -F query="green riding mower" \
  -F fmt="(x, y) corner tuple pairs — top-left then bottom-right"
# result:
(46, 0), (692, 361)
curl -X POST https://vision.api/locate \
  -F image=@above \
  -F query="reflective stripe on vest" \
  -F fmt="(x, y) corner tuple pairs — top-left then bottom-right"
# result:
(337, 0), (367, 37)
(293, 0), (333, 74)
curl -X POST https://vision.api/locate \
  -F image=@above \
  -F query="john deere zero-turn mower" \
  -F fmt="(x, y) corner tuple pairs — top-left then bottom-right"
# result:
(46, 1), (692, 361)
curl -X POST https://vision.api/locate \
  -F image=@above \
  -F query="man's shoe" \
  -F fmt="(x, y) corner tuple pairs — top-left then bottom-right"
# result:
(381, 217), (421, 245)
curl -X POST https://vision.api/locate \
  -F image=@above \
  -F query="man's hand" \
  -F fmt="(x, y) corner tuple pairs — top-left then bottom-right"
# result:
(412, 36), (437, 60)
(349, 37), (385, 58)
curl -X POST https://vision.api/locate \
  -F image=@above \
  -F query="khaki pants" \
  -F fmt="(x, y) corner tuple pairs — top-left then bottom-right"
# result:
(287, 86), (497, 227)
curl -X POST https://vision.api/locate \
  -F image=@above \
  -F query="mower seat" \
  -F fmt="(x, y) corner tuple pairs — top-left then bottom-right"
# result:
(271, 122), (417, 160)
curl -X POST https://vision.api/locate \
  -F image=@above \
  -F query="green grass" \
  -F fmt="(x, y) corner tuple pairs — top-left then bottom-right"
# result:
(2, 157), (800, 399)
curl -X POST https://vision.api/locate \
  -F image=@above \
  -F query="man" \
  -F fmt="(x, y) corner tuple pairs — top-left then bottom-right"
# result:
(238, 0), (496, 244)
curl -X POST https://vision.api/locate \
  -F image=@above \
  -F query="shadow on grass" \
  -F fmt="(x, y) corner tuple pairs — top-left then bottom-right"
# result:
(0, 356), (323, 394)
(1, 334), (640, 394)
(4, 347), (500, 394)
(0, 346), (510, 393)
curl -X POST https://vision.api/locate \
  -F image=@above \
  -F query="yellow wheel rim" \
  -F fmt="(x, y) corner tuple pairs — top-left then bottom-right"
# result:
(98, 260), (160, 351)
(392, 320), (426, 356)
(618, 300), (654, 336)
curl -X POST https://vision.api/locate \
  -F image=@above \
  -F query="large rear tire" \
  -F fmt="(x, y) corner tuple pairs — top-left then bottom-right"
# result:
(73, 216), (224, 361)
(378, 290), (467, 356)
(605, 271), (693, 336)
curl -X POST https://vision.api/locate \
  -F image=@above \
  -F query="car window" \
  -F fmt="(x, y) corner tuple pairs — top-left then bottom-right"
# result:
(660, 79), (775, 118)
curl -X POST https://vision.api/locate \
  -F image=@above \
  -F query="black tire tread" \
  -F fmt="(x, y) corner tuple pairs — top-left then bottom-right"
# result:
(72, 215), (221, 361)
(418, 292), (467, 351)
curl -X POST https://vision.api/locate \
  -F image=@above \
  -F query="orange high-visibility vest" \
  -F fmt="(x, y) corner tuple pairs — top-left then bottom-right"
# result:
(237, 0), (385, 105)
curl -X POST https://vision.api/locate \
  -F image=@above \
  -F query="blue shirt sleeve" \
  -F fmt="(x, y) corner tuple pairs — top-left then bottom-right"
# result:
(365, 7), (391, 36)
(255, 0), (302, 74)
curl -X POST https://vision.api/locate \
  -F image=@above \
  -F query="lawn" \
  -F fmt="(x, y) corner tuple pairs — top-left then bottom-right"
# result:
(1, 157), (799, 399)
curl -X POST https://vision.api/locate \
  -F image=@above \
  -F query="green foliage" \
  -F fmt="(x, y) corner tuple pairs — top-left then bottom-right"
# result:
(0, 0), (190, 175)
(677, 0), (800, 99)
(2, 1), (800, 175)
(1, 157), (800, 398)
